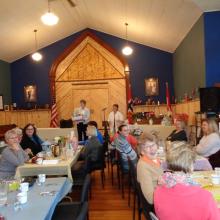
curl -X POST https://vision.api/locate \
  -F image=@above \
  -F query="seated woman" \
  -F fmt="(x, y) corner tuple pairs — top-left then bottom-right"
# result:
(111, 130), (137, 150)
(0, 130), (29, 180)
(167, 119), (187, 142)
(137, 135), (163, 204)
(81, 125), (102, 161)
(72, 125), (102, 174)
(113, 124), (137, 170)
(196, 119), (220, 157)
(20, 123), (43, 156)
(154, 142), (220, 220)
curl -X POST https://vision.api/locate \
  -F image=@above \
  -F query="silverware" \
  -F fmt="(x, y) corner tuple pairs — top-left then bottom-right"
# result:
(40, 190), (57, 196)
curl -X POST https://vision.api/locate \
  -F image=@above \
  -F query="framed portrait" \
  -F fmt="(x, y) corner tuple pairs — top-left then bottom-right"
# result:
(0, 95), (3, 111)
(24, 85), (37, 102)
(145, 77), (159, 96)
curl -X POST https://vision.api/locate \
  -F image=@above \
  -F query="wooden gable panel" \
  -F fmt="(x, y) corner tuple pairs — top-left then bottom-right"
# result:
(57, 43), (123, 81)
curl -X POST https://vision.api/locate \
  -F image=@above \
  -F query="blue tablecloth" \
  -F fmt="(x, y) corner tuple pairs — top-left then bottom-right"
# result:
(0, 177), (72, 220)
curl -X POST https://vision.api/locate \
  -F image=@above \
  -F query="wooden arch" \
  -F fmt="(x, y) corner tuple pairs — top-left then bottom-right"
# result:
(49, 30), (130, 103)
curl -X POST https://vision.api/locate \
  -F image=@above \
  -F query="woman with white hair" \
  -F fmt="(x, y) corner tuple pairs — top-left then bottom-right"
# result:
(0, 129), (29, 180)
(154, 142), (220, 220)
(137, 134), (163, 204)
(196, 119), (220, 157)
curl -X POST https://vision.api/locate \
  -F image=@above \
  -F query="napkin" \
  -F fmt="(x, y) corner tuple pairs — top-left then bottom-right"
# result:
(42, 160), (59, 165)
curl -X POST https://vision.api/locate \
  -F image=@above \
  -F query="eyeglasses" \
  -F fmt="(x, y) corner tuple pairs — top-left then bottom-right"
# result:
(26, 128), (34, 131)
(8, 136), (18, 140)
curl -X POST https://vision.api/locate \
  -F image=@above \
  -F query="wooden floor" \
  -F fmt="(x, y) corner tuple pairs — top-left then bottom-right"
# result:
(88, 167), (137, 220)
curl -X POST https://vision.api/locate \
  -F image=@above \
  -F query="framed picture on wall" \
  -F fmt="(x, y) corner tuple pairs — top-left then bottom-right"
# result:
(145, 77), (159, 96)
(0, 95), (3, 111)
(24, 85), (37, 102)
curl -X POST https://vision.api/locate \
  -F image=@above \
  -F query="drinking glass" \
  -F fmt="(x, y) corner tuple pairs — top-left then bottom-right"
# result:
(37, 174), (46, 186)
(0, 182), (8, 206)
(215, 167), (220, 176)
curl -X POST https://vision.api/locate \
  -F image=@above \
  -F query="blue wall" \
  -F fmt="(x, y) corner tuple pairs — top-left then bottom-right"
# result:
(11, 29), (174, 107)
(173, 15), (205, 101)
(204, 12), (220, 86)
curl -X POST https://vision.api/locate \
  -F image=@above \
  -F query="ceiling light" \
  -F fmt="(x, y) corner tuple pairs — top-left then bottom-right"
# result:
(32, 52), (42, 62)
(31, 30), (42, 62)
(122, 46), (133, 56)
(41, 0), (59, 26)
(122, 23), (133, 56)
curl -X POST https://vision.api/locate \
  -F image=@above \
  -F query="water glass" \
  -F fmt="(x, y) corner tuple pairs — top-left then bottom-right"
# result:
(0, 182), (8, 206)
(17, 192), (27, 204)
(215, 167), (220, 176)
(37, 174), (46, 185)
(19, 182), (29, 192)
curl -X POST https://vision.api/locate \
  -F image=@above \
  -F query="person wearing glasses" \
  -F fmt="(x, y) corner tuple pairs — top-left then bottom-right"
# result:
(0, 129), (29, 180)
(20, 123), (43, 156)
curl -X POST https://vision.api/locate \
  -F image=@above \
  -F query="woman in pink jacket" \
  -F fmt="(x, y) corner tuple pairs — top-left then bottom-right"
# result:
(154, 142), (220, 220)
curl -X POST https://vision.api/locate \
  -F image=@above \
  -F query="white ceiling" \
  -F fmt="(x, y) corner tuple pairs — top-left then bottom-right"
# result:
(192, 0), (220, 12)
(0, 0), (218, 63)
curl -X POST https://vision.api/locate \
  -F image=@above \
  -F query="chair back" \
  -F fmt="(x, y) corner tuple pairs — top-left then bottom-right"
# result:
(116, 150), (129, 173)
(76, 202), (88, 220)
(136, 180), (154, 219)
(80, 174), (91, 203)
(128, 158), (137, 188)
(208, 149), (220, 169)
(149, 211), (159, 220)
(60, 119), (73, 128)
(86, 145), (105, 172)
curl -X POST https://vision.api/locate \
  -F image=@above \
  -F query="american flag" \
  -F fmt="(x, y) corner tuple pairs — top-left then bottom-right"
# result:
(127, 83), (133, 124)
(50, 96), (59, 128)
(166, 82), (172, 112)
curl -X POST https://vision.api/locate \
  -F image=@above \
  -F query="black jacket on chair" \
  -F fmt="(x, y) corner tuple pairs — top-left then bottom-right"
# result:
(20, 135), (43, 156)
(208, 149), (220, 169)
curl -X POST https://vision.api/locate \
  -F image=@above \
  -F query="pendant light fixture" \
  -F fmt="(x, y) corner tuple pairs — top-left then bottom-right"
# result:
(41, 0), (59, 26)
(31, 30), (42, 62)
(122, 23), (133, 56)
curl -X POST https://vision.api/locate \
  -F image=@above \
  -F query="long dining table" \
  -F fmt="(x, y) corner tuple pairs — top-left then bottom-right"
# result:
(15, 146), (83, 182)
(192, 171), (220, 208)
(0, 177), (72, 220)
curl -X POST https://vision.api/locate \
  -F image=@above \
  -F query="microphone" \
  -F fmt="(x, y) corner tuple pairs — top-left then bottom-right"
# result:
(102, 107), (107, 111)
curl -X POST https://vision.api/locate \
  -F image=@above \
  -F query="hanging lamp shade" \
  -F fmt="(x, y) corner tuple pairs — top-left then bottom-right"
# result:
(122, 23), (133, 56)
(122, 46), (133, 56)
(41, 0), (59, 26)
(32, 52), (43, 61)
(41, 12), (59, 26)
(31, 30), (42, 62)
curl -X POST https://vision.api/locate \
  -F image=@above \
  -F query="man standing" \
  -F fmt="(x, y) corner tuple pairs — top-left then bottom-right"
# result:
(108, 104), (124, 135)
(72, 100), (90, 141)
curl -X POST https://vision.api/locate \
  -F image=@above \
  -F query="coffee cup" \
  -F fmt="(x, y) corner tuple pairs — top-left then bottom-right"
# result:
(17, 192), (27, 204)
(19, 182), (29, 192)
(211, 174), (220, 185)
